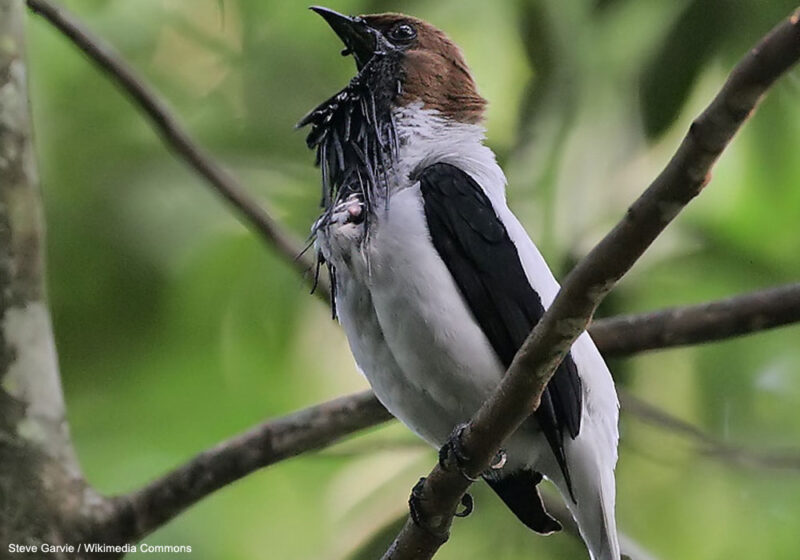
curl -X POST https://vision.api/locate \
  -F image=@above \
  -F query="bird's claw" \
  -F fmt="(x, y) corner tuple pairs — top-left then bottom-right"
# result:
(454, 492), (474, 518)
(408, 477), (427, 527)
(408, 477), (474, 526)
(490, 449), (507, 470)
(438, 423), (479, 482)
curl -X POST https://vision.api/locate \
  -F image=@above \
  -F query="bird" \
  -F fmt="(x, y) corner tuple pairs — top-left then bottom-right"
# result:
(299, 7), (620, 560)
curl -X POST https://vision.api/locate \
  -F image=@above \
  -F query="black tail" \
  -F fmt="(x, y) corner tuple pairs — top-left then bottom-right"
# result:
(484, 469), (562, 535)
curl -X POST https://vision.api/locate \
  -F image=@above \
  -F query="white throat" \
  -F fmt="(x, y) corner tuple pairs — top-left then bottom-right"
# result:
(390, 102), (507, 203)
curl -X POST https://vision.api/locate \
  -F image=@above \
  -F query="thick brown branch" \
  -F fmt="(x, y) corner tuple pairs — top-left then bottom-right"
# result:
(382, 9), (800, 560)
(25, 0), (330, 301)
(590, 283), (800, 356)
(104, 391), (391, 543)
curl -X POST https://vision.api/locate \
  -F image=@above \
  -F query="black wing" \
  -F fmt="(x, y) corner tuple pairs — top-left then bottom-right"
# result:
(419, 162), (582, 500)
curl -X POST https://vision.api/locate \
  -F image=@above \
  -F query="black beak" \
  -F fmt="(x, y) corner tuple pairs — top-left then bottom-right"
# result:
(310, 6), (377, 70)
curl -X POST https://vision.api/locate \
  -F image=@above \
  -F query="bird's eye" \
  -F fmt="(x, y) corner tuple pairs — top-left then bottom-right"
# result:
(389, 23), (417, 44)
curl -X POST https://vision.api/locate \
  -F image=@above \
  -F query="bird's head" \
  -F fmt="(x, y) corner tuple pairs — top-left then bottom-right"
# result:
(299, 8), (486, 220)
(308, 7), (486, 124)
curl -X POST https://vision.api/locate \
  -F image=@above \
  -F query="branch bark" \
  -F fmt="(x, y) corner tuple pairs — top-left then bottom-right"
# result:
(381, 9), (800, 560)
(25, 0), (330, 302)
(590, 283), (800, 356)
(104, 391), (391, 544)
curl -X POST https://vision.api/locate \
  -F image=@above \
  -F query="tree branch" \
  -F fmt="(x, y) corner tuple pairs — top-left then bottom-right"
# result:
(591, 283), (800, 356)
(25, 0), (330, 302)
(103, 391), (391, 543)
(381, 9), (800, 559)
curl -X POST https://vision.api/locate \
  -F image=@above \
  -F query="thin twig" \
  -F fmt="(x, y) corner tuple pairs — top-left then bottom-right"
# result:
(25, 0), (330, 302)
(620, 390), (800, 471)
(591, 283), (800, 356)
(381, 9), (800, 560)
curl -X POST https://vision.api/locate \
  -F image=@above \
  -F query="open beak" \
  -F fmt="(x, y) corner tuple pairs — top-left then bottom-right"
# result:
(310, 6), (377, 70)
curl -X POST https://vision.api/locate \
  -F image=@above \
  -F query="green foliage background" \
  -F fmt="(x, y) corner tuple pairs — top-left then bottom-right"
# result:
(26, 0), (800, 558)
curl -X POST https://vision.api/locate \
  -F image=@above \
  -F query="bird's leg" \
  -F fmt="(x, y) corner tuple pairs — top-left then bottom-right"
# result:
(438, 423), (479, 482)
(439, 423), (509, 482)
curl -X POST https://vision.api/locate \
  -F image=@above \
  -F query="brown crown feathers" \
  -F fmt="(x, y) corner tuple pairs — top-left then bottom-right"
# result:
(364, 13), (487, 124)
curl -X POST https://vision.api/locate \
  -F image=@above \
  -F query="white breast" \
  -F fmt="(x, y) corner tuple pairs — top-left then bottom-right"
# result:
(366, 185), (505, 422)
(315, 199), (455, 446)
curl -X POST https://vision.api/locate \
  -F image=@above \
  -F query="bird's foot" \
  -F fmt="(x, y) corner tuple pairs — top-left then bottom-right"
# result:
(490, 449), (507, 470)
(438, 423), (479, 482)
(438, 425), (507, 476)
(408, 477), (474, 526)
(454, 492), (474, 518)
(408, 477), (428, 527)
